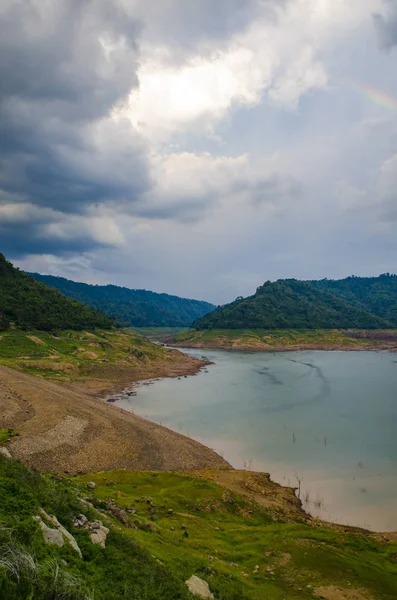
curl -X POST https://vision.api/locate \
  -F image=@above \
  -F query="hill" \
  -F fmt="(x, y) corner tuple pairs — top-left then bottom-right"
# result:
(30, 273), (215, 327)
(311, 273), (397, 326)
(193, 279), (390, 330)
(0, 254), (113, 331)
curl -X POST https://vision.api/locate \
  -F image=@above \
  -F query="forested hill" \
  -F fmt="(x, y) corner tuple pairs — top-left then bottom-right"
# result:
(193, 278), (393, 330)
(311, 274), (397, 326)
(0, 254), (114, 331)
(30, 273), (216, 327)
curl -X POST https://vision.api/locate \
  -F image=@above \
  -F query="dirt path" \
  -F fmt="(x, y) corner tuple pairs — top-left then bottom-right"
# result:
(0, 365), (230, 474)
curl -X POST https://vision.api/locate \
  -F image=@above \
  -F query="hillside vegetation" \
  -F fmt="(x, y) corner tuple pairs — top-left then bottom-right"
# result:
(0, 454), (396, 600)
(312, 274), (397, 326)
(0, 328), (202, 385)
(30, 273), (215, 327)
(194, 279), (390, 330)
(0, 255), (113, 331)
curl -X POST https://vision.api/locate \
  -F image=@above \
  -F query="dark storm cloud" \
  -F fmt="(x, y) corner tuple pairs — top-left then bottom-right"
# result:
(0, 0), (148, 255)
(373, 4), (397, 50)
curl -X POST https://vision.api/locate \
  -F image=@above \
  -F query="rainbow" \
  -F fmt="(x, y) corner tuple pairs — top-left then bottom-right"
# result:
(349, 81), (397, 112)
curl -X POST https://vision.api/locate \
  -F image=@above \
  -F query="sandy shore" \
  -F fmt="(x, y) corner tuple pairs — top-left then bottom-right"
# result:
(169, 341), (397, 352)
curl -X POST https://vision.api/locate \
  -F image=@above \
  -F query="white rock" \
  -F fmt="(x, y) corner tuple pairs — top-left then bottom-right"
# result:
(185, 575), (214, 599)
(0, 447), (12, 458)
(38, 519), (64, 547)
(87, 481), (96, 489)
(89, 521), (109, 548)
(39, 509), (82, 558)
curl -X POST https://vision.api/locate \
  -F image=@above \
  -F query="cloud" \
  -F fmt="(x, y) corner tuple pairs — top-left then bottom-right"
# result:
(134, 152), (302, 221)
(0, 0), (146, 254)
(0, 201), (124, 256)
(377, 152), (397, 220)
(374, 3), (397, 50)
(123, 0), (380, 141)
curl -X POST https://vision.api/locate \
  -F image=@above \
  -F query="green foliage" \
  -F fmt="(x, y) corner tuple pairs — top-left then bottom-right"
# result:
(194, 279), (392, 330)
(0, 328), (169, 380)
(0, 457), (191, 600)
(73, 470), (397, 600)
(1, 458), (396, 599)
(0, 430), (17, 445)
(30, 273), (215, 327)
(312, 273), (397, 326)
(0, 254), (114, 331)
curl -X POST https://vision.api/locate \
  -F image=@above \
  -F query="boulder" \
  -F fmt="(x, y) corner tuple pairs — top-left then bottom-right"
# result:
(88, 521), (109, 548)
(87, 481), (96, 489)
(108, 504), (129, 526)
(39, 509), (82, 558)
(38, 519), (64, 547)
(185, 575), (214, 599)
(0, 447), (12, 459)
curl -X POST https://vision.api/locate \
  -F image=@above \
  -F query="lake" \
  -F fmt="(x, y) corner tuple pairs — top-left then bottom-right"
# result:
(111, 349), (397, 532)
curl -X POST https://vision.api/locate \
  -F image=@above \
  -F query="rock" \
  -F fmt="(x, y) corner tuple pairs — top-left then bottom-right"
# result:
(0, 447), (12, 459)
(89, 521), (109, 548)
(183, 530), (189, 538)
(108, 505), (129, 526)
(39, 509), (82, 558)
(73, 514), (88, 528)
(87, 481), (96, 489)
(185, 575), (214, 599)
(38, 519), (64, 547)
(146, 522), (158, 532)
(167, 508), (174, 515)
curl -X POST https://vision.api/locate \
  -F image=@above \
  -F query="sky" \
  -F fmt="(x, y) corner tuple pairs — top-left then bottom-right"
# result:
(1, 0), (397, 304)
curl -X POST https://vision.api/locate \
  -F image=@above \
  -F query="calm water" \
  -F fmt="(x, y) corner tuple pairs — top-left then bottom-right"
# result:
(112, 349), (397, 531)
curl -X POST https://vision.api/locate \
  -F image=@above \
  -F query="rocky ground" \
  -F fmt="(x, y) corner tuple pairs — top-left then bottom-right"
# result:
(0, 365), (230, 473)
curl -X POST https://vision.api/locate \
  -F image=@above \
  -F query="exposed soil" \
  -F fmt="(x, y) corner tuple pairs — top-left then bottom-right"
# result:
(69, 349), (211, 399)
(0, 365), (230, 474)
(169, 340), (397, 352)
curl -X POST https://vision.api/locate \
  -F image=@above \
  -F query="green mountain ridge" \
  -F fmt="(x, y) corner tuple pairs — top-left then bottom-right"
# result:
(0, 254), (113, 331)
(193, 277), (396, 330)
(30, 273), (215, 328)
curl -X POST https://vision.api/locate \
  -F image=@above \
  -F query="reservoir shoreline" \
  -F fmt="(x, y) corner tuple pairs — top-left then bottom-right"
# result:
(109, 346), (397, 534)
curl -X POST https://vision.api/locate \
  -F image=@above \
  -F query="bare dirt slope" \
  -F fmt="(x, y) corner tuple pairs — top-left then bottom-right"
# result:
(0, 365), (230, 474)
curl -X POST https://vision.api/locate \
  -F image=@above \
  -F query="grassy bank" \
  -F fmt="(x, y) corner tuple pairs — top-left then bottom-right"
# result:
(1, 454), (396, 600)
(0, 328), (199, 383)
(172, 328), (397, 351)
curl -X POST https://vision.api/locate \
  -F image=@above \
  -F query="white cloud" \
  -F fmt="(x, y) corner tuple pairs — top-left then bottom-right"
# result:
(121, 0), (381, 140)
(134, 151), (302, 221)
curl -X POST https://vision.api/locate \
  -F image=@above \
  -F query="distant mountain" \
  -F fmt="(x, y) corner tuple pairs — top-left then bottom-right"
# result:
(193, 278), (392, 330)
(0, 254), (113, 331)
(30, 274), (216, 328)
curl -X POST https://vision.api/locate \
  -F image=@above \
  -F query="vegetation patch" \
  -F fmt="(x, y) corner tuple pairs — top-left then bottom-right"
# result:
(173, 328), (396, 351)
(30, 272), (215, 328)
(71, 470), (397, 600)
(0, 328), (175, 381)
(0, 253), (113, 331)
(193, 277), (397, 330)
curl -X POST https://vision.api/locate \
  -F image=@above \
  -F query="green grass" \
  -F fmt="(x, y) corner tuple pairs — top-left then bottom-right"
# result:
(1, 458), (396, 599)
(0, 457), (192, 600)
(0, 430), (16, 445)
(72, 470), (397, 600)
(0, 328), (173, 380)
